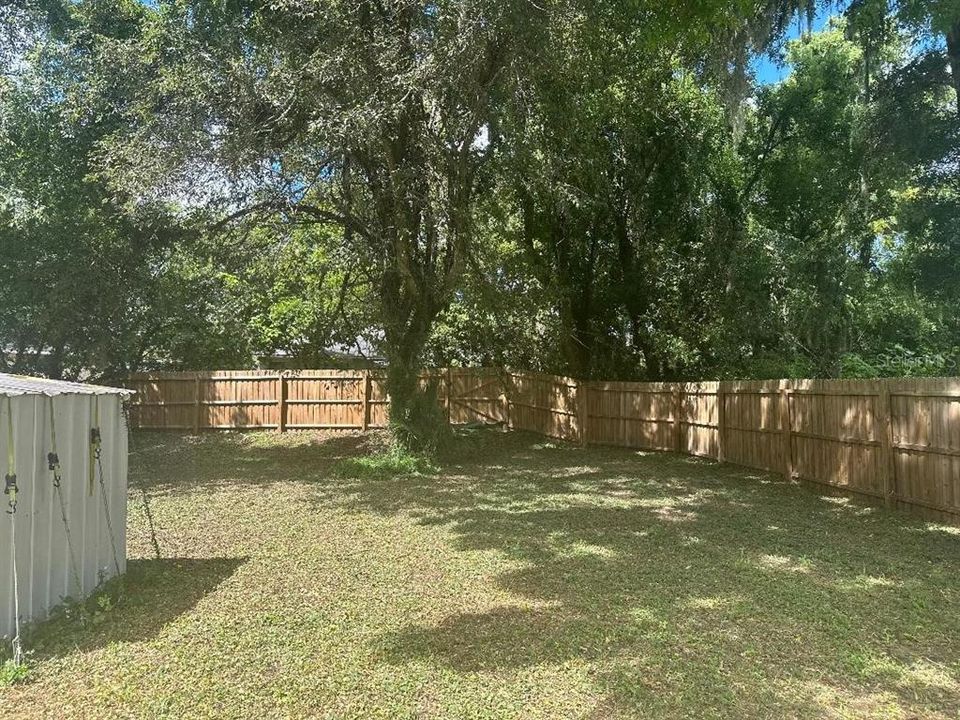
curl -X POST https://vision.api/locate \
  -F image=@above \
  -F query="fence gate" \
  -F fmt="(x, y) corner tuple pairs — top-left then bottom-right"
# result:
(445, 368), (509, 427)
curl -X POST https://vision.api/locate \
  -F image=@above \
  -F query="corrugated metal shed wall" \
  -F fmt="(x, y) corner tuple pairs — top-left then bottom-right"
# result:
(0, 391), (128, 640)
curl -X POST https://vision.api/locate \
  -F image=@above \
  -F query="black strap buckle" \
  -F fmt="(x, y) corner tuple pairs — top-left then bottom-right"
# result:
(90, 427), (102, 459)
(48, 452), (61, 488)
(4, 473), (17, 514)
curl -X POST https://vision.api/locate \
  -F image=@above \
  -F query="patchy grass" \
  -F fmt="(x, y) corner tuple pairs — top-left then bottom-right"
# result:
(1, 428), (959, 719)
(332, 449), (436, 480)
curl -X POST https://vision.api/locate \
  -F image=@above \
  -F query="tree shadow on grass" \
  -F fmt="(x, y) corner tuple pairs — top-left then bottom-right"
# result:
(128, 428), (960, 716)
(310, 430), (960, 717)
(25, 557), (247, 659)
(130, 430), (384, 494)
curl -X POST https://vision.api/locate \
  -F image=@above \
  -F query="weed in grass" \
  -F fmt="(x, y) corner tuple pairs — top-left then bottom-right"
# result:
(0, 660), (29, 687)
(331, 448), (436, 479)
(36, 578), (124, 634)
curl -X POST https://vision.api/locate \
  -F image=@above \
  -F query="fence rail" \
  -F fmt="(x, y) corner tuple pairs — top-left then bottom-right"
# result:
(127, 369), (960, 526)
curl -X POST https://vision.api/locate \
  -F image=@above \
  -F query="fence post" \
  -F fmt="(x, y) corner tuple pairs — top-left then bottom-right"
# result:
(672, 383), (682, 453)
(193, 375), (202, 434)
(779, 380), (793, 482)
(277, 373), (286, 432)
(620, 384), (628, 447)
(578, 380), (589, 446)
(445, 368), (453, 425)
(879, 382), (896, 509)
(717, 382), (726, 463)
(362, 370), (371, 432)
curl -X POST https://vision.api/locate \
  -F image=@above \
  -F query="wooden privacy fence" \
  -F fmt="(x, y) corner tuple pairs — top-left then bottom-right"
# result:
(505, 371), (960, 526)
(127, 369), (960, 525)
(126, 368), (506, 433)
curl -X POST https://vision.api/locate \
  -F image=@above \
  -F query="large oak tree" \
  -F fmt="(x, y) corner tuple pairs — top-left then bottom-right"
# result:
(94, 0), (770, 447)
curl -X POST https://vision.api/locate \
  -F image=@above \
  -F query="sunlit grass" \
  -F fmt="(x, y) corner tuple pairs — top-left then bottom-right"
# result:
(1, 428), (958, 719)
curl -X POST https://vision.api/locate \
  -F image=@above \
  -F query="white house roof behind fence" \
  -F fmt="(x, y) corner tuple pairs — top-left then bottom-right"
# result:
(0, 373), (134, 397)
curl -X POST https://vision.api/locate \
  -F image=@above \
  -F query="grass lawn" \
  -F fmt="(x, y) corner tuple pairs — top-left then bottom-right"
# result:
(1, 428), (959, 719)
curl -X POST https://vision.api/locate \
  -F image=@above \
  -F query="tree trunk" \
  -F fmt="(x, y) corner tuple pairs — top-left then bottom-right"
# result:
(384, 358), (426, 448)
(380, 277), (447, 453)
(559, 296), (593, 381)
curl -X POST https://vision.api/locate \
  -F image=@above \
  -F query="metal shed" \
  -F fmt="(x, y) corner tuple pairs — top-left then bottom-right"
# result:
(0, 374), (132, 653)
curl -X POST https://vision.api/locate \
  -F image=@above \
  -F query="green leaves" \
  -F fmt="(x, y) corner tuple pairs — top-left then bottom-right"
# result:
(2, 0), (958, 385)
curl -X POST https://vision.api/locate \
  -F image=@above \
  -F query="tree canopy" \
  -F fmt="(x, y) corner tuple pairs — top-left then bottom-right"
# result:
(2, 0), (958, 447)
